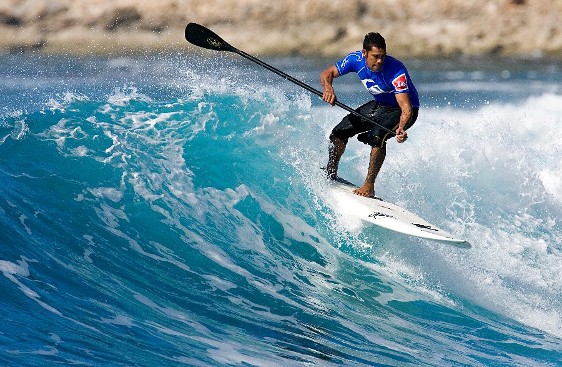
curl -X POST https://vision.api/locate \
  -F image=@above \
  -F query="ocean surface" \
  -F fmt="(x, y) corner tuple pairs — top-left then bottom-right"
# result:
(1, 51), (561, 366)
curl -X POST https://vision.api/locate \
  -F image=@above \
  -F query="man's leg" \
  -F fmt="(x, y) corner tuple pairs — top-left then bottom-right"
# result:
(326, 136), (346, 180)
(353, 145), (386, 197)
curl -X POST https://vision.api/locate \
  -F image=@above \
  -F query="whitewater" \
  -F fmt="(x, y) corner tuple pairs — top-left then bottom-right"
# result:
(1, 53), (561, 366)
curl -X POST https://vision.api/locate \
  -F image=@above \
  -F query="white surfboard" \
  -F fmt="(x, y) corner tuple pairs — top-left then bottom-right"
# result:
(328, 178), (470, 248)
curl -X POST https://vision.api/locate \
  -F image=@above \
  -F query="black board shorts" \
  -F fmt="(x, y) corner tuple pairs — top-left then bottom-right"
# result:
(330, 100), (419, 148)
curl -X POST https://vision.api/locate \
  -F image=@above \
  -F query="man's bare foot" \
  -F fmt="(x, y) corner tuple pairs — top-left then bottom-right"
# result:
(353, 183), (375, 198)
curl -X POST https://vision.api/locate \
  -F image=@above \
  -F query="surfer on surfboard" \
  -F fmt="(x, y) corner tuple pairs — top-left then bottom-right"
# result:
(320, 32), (420, 198)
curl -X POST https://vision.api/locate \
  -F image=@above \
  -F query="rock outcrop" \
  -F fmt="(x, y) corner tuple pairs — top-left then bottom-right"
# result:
(1, 0), (561, 57)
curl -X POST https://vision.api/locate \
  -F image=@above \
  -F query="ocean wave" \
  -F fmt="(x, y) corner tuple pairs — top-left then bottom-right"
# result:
(1, 74), (561, 366)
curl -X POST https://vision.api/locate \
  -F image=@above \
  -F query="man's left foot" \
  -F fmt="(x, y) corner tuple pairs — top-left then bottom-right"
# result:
(353, 184), (375, 198)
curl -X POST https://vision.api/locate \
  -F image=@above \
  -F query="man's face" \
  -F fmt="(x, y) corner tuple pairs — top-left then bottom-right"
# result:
(363, 46), (386, 72)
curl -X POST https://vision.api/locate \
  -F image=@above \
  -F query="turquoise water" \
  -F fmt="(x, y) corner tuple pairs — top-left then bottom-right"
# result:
(1, 53), (561, 366)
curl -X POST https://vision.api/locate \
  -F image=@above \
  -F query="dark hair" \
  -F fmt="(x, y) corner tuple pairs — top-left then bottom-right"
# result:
(363, 32), (386, 50)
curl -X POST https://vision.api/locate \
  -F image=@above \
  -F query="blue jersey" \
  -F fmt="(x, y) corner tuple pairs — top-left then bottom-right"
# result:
(335, 51), (420, 108)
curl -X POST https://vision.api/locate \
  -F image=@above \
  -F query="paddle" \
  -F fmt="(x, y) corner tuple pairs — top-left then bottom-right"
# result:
(184, 22), (393, 133)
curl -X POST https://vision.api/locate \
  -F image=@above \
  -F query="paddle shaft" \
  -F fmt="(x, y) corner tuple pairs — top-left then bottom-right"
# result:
(236, 49), (322, 98)
(235, 50), (395, 131)
(184, 23), (393, 133)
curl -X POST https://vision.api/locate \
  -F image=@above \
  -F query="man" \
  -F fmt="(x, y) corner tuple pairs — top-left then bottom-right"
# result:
(320, 32), (419, 198)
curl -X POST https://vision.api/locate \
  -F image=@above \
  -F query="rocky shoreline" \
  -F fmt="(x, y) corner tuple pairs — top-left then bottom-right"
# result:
(1, 0), (561, 58)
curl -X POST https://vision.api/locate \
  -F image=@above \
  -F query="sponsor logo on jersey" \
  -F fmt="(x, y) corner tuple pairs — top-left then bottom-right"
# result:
(362, 79), (386, 95)
(392, 73), (408, 91)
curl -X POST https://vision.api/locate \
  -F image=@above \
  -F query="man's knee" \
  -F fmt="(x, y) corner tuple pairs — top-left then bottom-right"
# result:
(329, 134), (347, 146)
(357, 131), (383, 147)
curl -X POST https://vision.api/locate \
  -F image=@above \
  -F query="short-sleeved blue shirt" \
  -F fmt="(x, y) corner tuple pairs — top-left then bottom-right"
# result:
(335, 51), (419, 108)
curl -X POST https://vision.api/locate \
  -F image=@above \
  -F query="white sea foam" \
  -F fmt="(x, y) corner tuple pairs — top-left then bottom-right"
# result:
(0, 258), (62, 316)
(106, 86), (152, 106)
(399, 93), (562, 337)
(296, 91), (562, 337)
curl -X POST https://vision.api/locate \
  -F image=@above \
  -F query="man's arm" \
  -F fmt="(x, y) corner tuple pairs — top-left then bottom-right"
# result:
(320, 65), (339, 105)
(395, 92), (413, 143)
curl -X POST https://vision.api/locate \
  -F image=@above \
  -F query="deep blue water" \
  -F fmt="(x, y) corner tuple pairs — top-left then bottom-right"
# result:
(1, 52), (562, 366)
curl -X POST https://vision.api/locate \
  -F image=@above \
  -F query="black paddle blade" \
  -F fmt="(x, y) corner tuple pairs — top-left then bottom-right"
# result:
(184, 23), (236, 52)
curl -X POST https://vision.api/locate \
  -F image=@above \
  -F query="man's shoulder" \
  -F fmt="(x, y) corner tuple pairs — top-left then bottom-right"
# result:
(336, 51), (364, 73)
(384, 55), (407, 70)
(342, 51), (364, 63)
